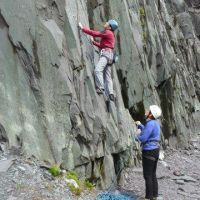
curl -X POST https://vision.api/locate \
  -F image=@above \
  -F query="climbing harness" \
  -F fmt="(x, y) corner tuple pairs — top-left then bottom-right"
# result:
(100, 48), (119, 66)
(143, 155), (157, 161)
(80, 29), (119, 66)
(78, 26), (119, 113)
(142, 140), (160, 146)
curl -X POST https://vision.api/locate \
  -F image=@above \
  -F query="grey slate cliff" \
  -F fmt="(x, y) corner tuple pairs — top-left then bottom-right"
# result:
(0, 0), (200, 188)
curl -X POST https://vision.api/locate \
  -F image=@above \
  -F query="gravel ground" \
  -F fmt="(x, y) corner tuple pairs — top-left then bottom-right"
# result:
(121, 135), (200, 200)
(0, 144), (97, 200)
(0, 135), (200, 200)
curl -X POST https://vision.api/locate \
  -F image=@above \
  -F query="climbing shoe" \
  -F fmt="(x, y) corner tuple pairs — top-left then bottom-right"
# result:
(109, 94), (115, 101)
(96, 88), (104, 95)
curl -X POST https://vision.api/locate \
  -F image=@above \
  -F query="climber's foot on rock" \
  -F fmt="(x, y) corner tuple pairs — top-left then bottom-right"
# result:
(96, 88), (104, 95)
(109, 94), (115, 101)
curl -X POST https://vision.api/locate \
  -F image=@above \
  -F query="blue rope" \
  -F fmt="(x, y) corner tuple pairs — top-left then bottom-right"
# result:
(97, 191), (138, 200)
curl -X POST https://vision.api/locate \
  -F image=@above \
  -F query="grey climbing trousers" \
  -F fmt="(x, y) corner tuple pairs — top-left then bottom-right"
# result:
(95, 49), (113, 96)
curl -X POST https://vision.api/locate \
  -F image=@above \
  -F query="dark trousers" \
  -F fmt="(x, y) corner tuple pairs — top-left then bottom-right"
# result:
(142, 149), (159, 200)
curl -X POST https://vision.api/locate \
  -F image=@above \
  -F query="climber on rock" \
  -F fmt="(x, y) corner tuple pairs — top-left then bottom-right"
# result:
(78, 20), (118, 101)
(135, 105), (162, 200)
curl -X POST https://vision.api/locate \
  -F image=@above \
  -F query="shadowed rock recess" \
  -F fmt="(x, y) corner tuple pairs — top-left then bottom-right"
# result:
(0, 0), (200, 188)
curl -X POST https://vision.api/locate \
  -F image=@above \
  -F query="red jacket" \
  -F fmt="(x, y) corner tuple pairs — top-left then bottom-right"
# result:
(82, 27), (115, 49)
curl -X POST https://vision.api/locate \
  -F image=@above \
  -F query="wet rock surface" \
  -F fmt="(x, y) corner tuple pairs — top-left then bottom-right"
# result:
(121, 136), (200, 200)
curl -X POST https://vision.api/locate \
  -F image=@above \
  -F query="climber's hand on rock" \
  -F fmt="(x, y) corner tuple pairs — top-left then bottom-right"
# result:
(78, 22), (83, 30)
(90, 37), (94, 43)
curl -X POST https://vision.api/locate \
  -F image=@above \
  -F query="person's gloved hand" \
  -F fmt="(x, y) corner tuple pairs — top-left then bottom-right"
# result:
(135, 121), (141, 126)
(78, 22), (83, 30)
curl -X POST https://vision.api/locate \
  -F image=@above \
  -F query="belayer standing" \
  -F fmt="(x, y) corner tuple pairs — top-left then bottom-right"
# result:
(135, 105), (162, 200)
(78, 20), (118, 101)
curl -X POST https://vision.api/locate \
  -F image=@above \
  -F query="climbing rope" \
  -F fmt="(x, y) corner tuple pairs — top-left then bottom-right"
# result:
(95, 146), (138, 200)
(108, 165), (124, 191)
(95, 166), (138, 200)
(97, 191), (137, 200)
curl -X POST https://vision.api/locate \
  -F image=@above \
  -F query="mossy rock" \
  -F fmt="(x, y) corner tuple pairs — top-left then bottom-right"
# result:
(49, 164), (61, 177)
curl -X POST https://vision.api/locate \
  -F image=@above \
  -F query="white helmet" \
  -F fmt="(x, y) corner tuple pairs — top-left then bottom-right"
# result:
(149, 105), (162, 119)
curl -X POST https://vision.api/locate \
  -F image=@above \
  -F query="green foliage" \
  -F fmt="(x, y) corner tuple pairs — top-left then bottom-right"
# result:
(142, 32), (147, 42)
(67, 183), (83, 196)
(66, 171), (79, 183)
(84, 179), (95, 191)
(66, 171), (94, 195)
(139, 7), (145, 17)
(141, 20), (145, 27)
(48, 164), (61, 177)
(139, 6), (148, 48)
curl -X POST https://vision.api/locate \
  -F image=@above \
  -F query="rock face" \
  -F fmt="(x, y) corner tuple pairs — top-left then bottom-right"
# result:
(0, 0), (199, 188)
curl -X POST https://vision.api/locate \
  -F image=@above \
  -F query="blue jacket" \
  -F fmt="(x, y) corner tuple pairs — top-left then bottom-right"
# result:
(136, 119), (160, 150)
